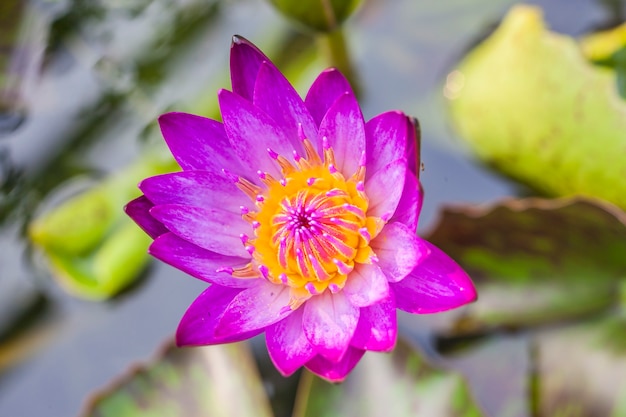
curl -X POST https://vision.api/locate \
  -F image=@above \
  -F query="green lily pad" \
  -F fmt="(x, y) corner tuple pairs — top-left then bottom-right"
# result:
(425, 197), (626, 331)
(81, 341), (273, 417)
(28, 155), (178, 300)
(533, 318), (626, 417)
(293, 339), (484, 417)
(447, 5), (626, 210)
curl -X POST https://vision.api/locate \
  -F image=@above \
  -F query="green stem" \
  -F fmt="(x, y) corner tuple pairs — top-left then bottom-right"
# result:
(318, 27), (360, 95)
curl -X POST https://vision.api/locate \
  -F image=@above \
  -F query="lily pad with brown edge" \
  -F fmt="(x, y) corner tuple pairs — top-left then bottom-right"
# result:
(80, 340), (273, 417)
(447, 5), (626, 210)
(292, 338), (485, 417)
(533, 317), (626, 417)
(424, 197), (626, 333)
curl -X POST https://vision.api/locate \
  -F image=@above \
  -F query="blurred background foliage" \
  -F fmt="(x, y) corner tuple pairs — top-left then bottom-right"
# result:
(1, 0), (626, 416)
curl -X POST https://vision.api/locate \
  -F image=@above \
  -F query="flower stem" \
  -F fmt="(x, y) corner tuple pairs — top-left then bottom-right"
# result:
(318, 27), (360, 95)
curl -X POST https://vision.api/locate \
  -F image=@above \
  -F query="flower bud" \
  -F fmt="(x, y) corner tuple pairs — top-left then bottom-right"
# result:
(267, 0), (362, 32)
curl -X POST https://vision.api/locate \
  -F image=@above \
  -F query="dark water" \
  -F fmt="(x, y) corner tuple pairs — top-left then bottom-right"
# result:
(0, 0), (618, 415)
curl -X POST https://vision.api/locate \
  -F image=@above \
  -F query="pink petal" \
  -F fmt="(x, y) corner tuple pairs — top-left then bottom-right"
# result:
(364, 159), (406, 219)
(176, 285), (262, 346)
(219, 89), (295, 180)
(158, 112), (244, 174)
(304, 68), (353, 127)
(253, 62), (317, 149)
(214, 281), (294, 337)
(317, 92), (366, 177)
(389, 172), (422, 232)
(405, 116), (420, 177)
(370, 222), (430, 283)
(149, 233), (254, 288)
(230, 35), (270, 101)
(392, 241), (477, 313)
(350, 294), (397, 352)
(302, 291), (359, 362)
(265, 308), (316, 377)
(139, 170), (249, 214)
(305, 346), (365, 383)
(364, 111), (409, 181)
(124, 195), (168, 239)
(149, 204), (250, 258)
(343, 263), (389, 307)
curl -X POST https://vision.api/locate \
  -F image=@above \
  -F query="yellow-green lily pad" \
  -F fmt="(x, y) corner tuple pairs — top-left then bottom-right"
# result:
(28, 155), (178, 300)
(447, 5), (626, 209)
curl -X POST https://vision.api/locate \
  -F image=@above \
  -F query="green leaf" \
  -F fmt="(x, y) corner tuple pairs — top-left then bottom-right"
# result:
(447, 5), (626, 210)
(533, 318), (626, 417)
(293, 339), (484, 417)
(28, 155), (178, 300)
(81, 341), (273, 417)
(425, 197), (626, 331)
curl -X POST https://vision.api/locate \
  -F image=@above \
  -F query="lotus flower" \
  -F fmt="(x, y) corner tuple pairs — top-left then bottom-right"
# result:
(125, 35), (476, 382)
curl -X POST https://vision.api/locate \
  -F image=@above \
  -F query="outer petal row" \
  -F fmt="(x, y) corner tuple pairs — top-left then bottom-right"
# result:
(364, 111), (408, 181)
(230, 35), (270, 101)
(176, 285), (261, 346)
(177, 281), (294, 346)
(219, 89), (295, 181)
(150, 204), (250, 258)
(158, 112), (245, 175)
(305, 347), (365, 382)
(253, 62), (318, 150)
(124, 195), (168, 239)
(392, 241), (477, 313)
(390, 171), (422, 232)
(139, 170), (250, 215)
(266, 308), (316, 377)
(149, 233), (252, 288)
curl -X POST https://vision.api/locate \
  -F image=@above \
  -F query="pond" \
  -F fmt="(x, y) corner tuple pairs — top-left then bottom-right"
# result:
(0, 0), (624, 416)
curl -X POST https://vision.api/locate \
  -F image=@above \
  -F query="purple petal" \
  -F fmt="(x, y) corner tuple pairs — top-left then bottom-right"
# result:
(302, 291), (359, 362)
(392, 241), (477, 313)
(219, 89), (296, 179)
(406, 117), (420, 177)
(370, 222), (430, 283)
(124, 195), (168, 239)
(389, 172), (422, 232)
(364, 159), (407, 219)
(214, 281), (294, 337)
(305, 68), (354, 127)
(266, 308), (316, 377)
(350, 294), (397, 352)
(305, 346), (365, 383)
(158, 112), (244, 174)
(364, 111), (409, 181)
(149, 233), (253, 288)
(149, 204), (250, 258)
(230, 35), (271, 101)
(139, 170), (249, 214)
(343, 263), (389, 307)
(176, 285), (262, 346)
(317, 92), (366, 176)
(253, 61), (317, 149)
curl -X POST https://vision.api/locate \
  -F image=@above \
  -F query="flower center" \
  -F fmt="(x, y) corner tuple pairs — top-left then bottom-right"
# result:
(226, 135), (383, 309)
